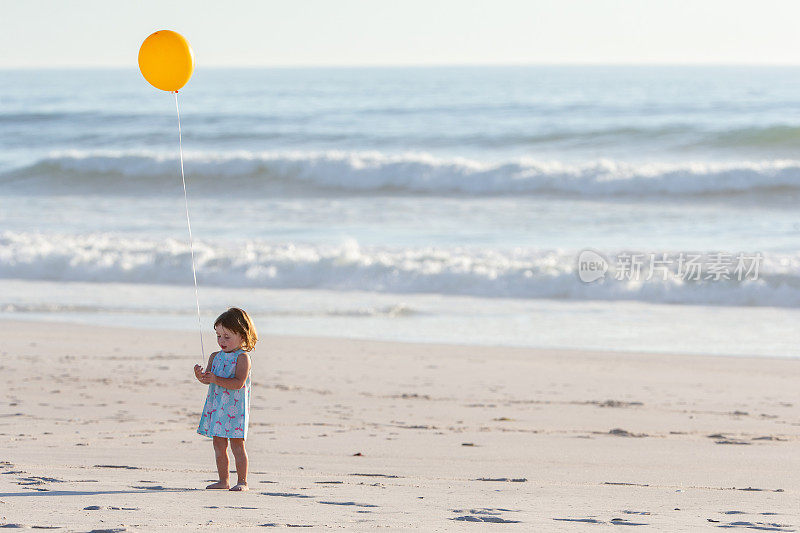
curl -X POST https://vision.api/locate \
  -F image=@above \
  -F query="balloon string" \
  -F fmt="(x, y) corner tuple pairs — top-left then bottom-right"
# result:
(174, 91), (205, 362)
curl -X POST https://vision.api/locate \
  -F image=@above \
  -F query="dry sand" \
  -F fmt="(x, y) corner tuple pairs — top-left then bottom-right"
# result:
(0, 318), (798, 531)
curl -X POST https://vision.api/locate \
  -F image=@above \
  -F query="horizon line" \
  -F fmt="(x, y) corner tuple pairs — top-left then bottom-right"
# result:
(4, 61), (800, 70)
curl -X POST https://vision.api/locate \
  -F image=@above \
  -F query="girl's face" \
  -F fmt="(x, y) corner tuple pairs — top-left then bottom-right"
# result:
(215, 325), (244, 352)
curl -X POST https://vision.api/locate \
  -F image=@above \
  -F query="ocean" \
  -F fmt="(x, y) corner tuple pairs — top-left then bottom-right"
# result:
(1, 65), (799, 357)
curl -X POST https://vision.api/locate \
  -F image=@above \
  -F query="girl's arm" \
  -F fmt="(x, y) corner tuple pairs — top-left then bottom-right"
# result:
(210, 353), (251, 390)
(205, 352), (217, 373)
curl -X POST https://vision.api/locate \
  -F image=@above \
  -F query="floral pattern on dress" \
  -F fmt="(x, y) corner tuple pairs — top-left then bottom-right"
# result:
(197, 348), (250, 440)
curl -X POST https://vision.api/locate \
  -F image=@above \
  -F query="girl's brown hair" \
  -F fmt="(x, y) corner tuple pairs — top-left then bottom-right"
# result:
(214, 307), (258, 351)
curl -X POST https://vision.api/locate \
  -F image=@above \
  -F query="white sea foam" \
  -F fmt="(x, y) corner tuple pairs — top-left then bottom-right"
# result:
(0, 231), (796, 307)
(3, 150), (800, 197)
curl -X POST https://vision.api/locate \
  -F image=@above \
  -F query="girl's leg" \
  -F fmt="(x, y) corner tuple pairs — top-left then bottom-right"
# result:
(206, 436), (230, 489)
(229, 437), (248, 491)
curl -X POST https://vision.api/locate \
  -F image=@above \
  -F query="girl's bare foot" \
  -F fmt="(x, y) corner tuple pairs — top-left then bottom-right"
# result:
(206, 481), (230, 489)
(229, 483), (248, 491)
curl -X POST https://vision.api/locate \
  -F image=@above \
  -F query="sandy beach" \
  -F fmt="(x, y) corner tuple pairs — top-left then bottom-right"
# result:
(4, 3), (800, 529)
(0, 319), (797, 531)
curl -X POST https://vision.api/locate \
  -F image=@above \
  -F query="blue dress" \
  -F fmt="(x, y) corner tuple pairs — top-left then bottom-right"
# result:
(197, 348), (251, 440)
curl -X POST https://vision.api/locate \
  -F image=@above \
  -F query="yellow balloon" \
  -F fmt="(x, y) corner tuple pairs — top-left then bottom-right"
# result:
(138, 30), (194, 92)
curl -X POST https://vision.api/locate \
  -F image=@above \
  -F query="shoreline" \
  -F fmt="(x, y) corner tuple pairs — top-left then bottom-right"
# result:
(3, 279), (799, 360)
(0, 314), (800, 360)
(3, 315), (800, 362)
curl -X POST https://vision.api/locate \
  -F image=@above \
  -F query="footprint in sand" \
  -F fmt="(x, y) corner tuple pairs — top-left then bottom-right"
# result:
(130, 485), (197, 491)
(318, 501), (379, 508)
(84, 506), (139, 511)
(708, 519), (794, 531)
(474, 477), (527, 482)
(260, 492), (314, 498)
(259, 524), (313, 528)
(451, 508), (522, 524)
(608, 428), (648, 438)
(453, 516), (521, 523)
(204, 505), (258, 509)
(14, 475), (58, 492)
(553, 517), (648, 526)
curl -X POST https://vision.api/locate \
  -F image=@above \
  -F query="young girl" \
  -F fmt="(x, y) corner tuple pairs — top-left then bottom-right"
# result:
(194, 307), (258, 491)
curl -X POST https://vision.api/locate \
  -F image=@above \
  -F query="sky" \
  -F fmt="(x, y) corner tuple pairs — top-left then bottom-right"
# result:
(1, 0), (800, 68)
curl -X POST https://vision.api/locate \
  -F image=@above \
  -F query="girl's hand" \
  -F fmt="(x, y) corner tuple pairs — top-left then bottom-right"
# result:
(199, 371), (215, 385)
(193, 364), (204, 382)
